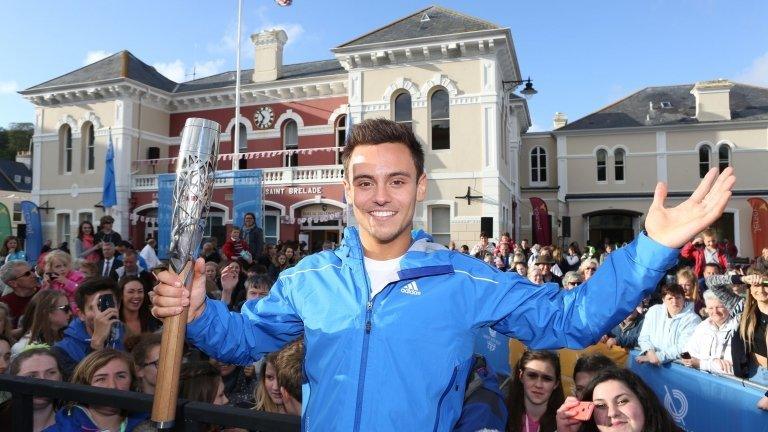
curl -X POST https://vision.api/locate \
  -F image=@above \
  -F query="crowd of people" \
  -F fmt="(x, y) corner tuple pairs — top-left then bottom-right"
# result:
(0, 211), (766, 431)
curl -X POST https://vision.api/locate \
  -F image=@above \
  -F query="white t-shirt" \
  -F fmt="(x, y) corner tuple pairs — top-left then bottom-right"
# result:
(364, 255), (404, 298)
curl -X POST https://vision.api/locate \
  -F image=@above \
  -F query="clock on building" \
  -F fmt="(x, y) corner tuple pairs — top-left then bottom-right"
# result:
(254, 106), (275, 129)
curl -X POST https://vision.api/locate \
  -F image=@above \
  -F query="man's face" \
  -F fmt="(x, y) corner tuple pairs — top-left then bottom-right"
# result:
(663, 293), (685, 316)
(136, 344), (160, 393)
(102, 243), (115, 259)
(6, 264), (38, 294)
(537, 263), (551, 275)
(703, 265), (720, 277)
(79, 290), (117, 335)
(343, 142), (426, 251)
(123, 254), (138, 273)
(101, 220), (113, 232)
(244, 214), (255, 227)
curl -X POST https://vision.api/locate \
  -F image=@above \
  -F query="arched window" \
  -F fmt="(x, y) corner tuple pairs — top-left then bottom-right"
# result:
(283, 120), (298, 167)
(394, 92), (412, 129)
(718, 145), (730, 172)
(430, 89), (450, 150)
(231, 123), (248, 169)
(82, 122), (95, 171)
(530, 146), (547, 184)
(596, 149), (607, 182)
(698, 144), (711, 178)
(60, 124), (72, 174)
(335, 114), (346, 165)
(614, 148), (625, 181)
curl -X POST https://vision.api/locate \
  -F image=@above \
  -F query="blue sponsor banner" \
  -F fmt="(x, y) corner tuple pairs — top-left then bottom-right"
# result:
(223, 169), (263, 229)
(628, 351), (768, 431)
(474, 327), (511, 377)
(20, 201), (41, 265)
(157, 174), (175, 260)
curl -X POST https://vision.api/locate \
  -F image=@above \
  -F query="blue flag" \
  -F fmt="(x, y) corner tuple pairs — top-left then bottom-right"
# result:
(20, 201), (42, 264)
(102, 131), (117, 208)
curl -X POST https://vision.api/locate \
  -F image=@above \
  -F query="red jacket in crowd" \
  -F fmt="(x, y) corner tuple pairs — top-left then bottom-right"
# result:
(222, 239), (250, 261)
(680, 242), (729, 277)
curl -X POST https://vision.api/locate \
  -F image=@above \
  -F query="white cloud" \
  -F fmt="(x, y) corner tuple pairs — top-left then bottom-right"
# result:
(255, 22), (305, 47)
(84, 50), (112, 65)
(152, 59), (225, 82)
(207, 6), (305, 58)
(0, 81), (18, 94)
(736, 52), (768, 86)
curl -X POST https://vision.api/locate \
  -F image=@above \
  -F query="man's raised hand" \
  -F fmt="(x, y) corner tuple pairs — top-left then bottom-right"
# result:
(645, 167), (735, 248)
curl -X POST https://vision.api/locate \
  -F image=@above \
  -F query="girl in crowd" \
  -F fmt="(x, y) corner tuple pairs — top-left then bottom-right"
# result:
(563, 242), (582, 273)
(3, 347), (63, 431)
(220, 261), (247, 309)
(210, 357), (257, 407)
(506, 350), (564, 432)
(284, 247), (299, 267)
(42, 250), (85, 315)
(47, 349), (148, 431)
(117, 276), (161, 336)
(732, 269), (768, 386)
(269, 254), (291, 281)
(73, 221), (101, 263)
(0, 235), (26, 264)
(0, 303), (13, 341)
(0, 335), (11, 374)
(676, 267), (704, 316)
(253, 352), (286, 414)
(179, 361), (230, 432)
(512, 254), (528, 277)
(578, 259), (599, 282)
(556, 368), (683, 432)
(12, 290), (71, 357)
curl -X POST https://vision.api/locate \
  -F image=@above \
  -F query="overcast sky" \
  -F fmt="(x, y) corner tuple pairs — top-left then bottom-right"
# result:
(1, 0), (767, 132)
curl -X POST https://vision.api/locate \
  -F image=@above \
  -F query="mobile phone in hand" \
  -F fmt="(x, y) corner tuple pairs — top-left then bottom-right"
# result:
(680, 352), (691, 359)
(98, 293), (116, 312)
(572, 401), (595, 421)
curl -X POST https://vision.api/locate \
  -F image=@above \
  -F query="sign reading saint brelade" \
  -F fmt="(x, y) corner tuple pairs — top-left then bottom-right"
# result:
(265, 187), (323, 195)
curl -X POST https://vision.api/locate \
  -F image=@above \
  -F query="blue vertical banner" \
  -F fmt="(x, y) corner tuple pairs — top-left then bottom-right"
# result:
(474, 327), (511, 377)
(20, 201), (42, 265)
(230, 169), (263, 228)
(102, 131), (117, 208)
(157, 174), (175, 260)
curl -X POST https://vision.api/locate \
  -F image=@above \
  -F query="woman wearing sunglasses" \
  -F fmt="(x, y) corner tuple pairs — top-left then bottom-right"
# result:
(507, 350), (564, 432)
(11, 290), (71, 358)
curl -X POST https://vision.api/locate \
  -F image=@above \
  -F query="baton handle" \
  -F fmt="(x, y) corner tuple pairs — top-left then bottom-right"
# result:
(151, 261), (192, 429)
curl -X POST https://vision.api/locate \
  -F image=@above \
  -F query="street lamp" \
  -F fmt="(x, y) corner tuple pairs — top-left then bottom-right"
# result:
(503, 77), (538, 99)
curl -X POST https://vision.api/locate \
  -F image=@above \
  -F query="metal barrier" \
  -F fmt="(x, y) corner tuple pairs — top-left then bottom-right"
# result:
(0, 374), (300, 432)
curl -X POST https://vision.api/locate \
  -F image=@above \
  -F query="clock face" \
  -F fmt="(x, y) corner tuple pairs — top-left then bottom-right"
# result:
(254, 106), (274, 129)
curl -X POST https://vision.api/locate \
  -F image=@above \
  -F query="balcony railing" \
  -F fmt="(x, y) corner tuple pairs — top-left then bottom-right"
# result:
(132, 165), (344, 192)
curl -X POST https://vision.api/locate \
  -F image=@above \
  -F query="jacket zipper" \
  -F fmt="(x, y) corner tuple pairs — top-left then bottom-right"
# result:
(433, 365), (459, 432)
(352, 260), (375, 432)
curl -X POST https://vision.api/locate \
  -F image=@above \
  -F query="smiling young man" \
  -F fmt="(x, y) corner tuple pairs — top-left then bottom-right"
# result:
(152, 118), (735, 431)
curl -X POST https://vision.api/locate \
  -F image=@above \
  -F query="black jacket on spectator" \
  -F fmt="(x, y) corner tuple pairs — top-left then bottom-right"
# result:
(242, 225), (264, 261)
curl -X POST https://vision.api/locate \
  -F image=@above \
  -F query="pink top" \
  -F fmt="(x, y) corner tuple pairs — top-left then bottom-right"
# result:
(45, 270), (86, 315)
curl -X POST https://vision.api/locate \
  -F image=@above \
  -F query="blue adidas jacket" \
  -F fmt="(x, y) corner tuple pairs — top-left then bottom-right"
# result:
(44, 405), (148, 431)
(187, 227), (678, 431)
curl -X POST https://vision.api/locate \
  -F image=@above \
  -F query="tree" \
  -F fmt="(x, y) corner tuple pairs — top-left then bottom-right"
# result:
(0, 122), (33, 160)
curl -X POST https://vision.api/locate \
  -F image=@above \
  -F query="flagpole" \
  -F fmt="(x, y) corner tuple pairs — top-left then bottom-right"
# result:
(233, 0), (243, 171)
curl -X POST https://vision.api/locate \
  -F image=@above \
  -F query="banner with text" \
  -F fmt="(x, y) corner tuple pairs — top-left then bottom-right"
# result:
(748, 198), (768, 258)
(0, 203), (11, 241)
(157, 174), (175, 260)
(628, 351), (768, 431)
(20, 201), (41, 265)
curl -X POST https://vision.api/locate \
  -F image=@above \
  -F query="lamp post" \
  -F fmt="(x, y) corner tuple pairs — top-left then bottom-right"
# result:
(502, 77), (538, 99)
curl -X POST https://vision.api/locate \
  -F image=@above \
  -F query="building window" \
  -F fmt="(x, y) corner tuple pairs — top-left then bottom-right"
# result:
(60, 125), (72, 174)
(231, 124), (248, 169)
(429, 205), (451, 247)
(335, 115), (346, 165)
(430, 89), (450, 150)
(394, 92), (412, 129)
(12, 203), (21, 222)
(596, 149), (607, 182)
(614, 148), (625, 181)
(283, 120), (298, 167)
(698, 144), (711, 178)
(264, 210), (279, 245)
(81, 122), (95, 171)
(718, 145), (730, 172)
(530, 146), (547, 183)
(57, 213), (71, 245)
(78, 212), (93, 225)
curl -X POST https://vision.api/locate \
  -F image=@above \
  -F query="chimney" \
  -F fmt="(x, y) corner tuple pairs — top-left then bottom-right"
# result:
(690, 79), (734, 122)
(251, 29), (288, 83)
(553, 112), (568, 129)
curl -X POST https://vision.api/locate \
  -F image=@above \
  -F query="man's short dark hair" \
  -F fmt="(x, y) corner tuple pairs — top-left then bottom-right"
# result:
(341, 118), (425, 178)
(703, 262), (722, 273)
(75, 277), (119, 311)
(100, 215), (115, 225)
(573, 353), (615, 377)
(660, 283), (685, 298)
